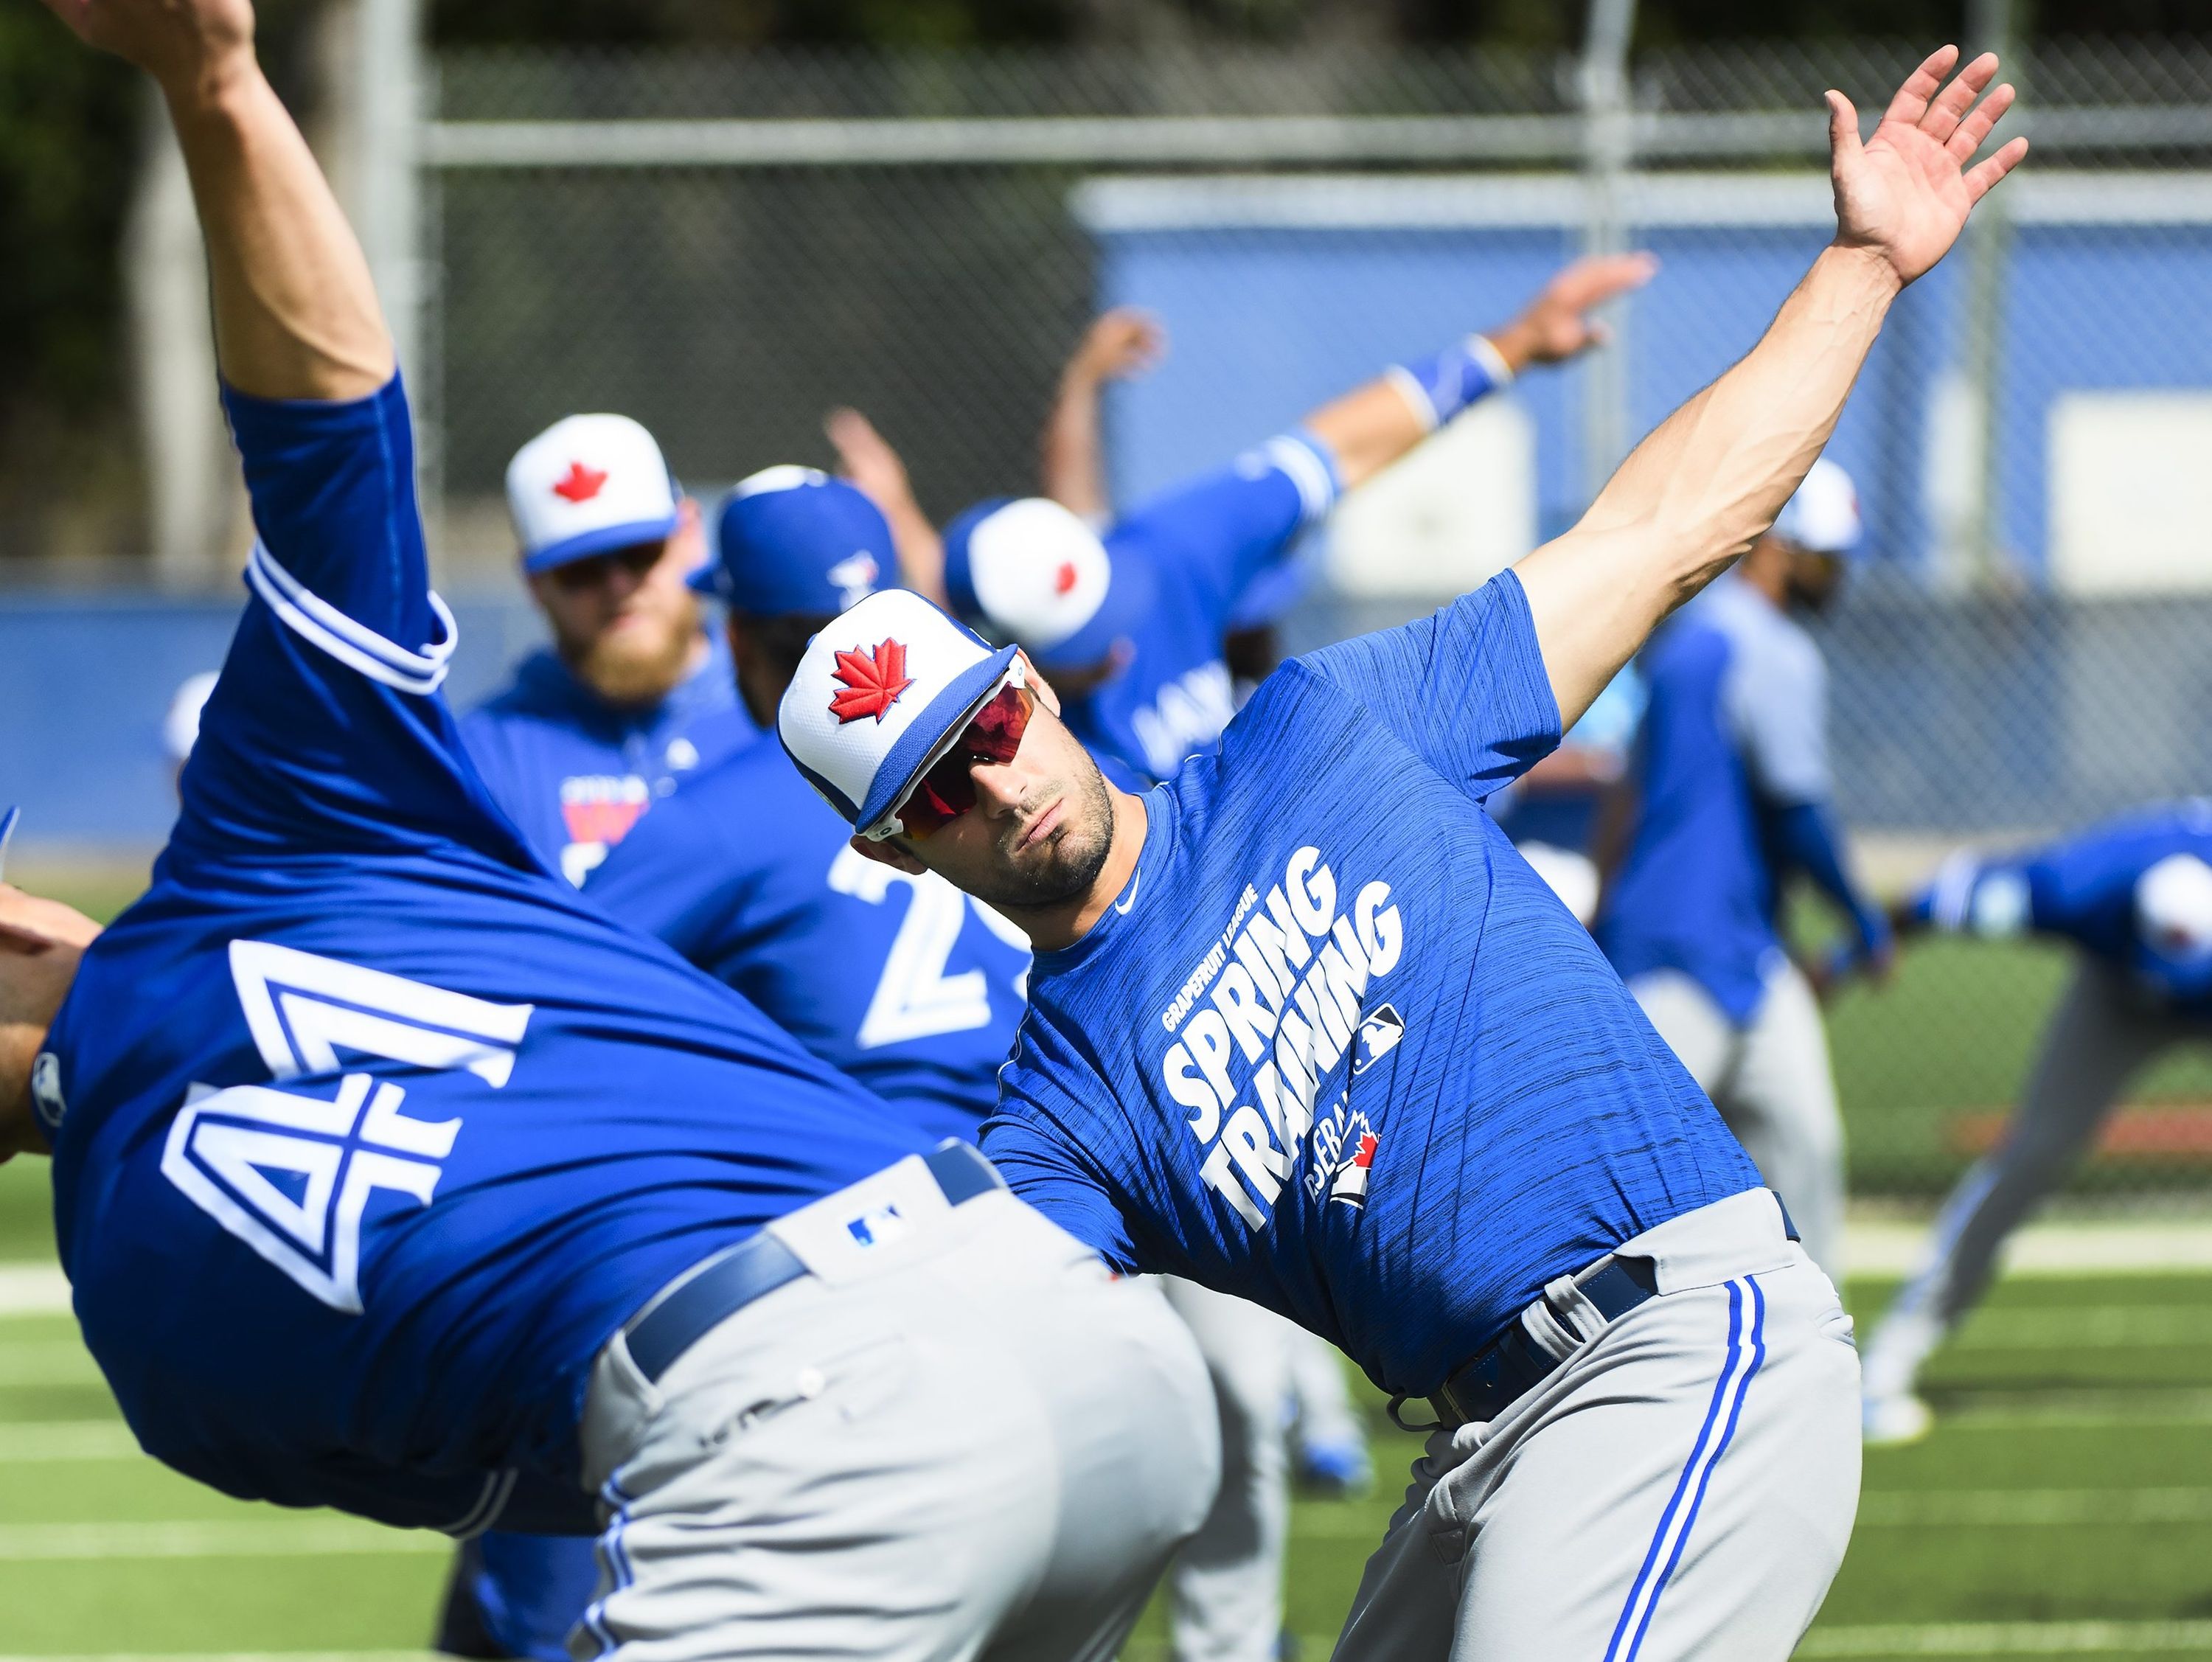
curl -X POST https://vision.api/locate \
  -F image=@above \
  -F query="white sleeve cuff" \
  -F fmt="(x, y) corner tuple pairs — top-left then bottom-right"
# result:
(246, 541), (458, 697)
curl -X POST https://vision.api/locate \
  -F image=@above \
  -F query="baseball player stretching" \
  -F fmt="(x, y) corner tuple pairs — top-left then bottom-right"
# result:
(462, 414), (757, 888)
(1860, 801), (2212, 1444)
(1598, 460), (1888, 1284)
(4, 7), (1220, 1661)
(771, 49), (2023, 1658)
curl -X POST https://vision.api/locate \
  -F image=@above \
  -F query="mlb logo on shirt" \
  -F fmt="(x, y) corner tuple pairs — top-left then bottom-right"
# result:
(846, 1202), (908, 1248)
(1351, 1004), (1405, 1077)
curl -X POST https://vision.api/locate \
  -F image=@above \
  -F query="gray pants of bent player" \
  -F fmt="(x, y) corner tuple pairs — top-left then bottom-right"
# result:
(1334, 1189), (1860, 1662)
(571, 1172), (1220, 1662)
(1863, 959), (2212, 1402)
(1158, 1279), (1293, 1662)
(1632, 960), (1848, 1284)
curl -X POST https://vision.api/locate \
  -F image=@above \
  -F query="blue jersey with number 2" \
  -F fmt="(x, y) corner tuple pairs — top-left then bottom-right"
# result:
(41, 377), (928, 1537)
(585, 736), (1031, 1141)
(983, 571), (1760, 1399)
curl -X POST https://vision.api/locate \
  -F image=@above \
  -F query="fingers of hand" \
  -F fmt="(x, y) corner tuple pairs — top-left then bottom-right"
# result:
(1947, 81), (2017, 161)
(1880, 44), (1961, 128)
(1826, 90), (1863, 159)
(1916, 50), (2000, 145)
(1964, 134), (2031, 202)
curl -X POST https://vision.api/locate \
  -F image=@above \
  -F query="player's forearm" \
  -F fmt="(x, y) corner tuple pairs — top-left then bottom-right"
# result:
(1301, 378), (1434, 494)
(1040, 368), (1111, 522)
(1515, 245), (1897, 726)
(160, 52), (392, 402)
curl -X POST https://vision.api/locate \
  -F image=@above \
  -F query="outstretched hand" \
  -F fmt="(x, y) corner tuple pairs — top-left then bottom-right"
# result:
(1489, 252), (1659, 373)
(1829, 46), (2028, 288)
(34, 0), (254, 89)
(1066, 309), (1166, 387)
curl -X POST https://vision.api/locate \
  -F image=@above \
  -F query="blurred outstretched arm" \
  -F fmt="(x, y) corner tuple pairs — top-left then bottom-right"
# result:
(37, 0), (390, 400)
(1516, 46), (2025, 731)
(1040, 308), (1166, 522)
(826, 408), (950, 607)
(1306, 252), (1657, 493)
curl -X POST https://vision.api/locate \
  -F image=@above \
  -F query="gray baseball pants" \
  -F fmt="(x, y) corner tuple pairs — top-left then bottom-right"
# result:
(1631, 961), (1848, 1284)
(1864, 958), (2212, 1400)
(1159, 1278), (1293, 1662)
(1333, 1189), (1861, 1662)
(571, 1178), (1220, 1662)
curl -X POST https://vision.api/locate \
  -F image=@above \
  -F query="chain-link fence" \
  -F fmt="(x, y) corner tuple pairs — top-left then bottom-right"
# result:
(422, 40), (2212, 1203)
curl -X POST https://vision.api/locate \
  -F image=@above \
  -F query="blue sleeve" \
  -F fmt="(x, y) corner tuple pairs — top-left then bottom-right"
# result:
(980, 1108), (1138, 1274)
(1295, 569), (1562, 803)
(172, 375), (526, 867)
(223, 377), (437, 648)
(1114, 433), (1340, 626)
(1770, 800), (1887, 957)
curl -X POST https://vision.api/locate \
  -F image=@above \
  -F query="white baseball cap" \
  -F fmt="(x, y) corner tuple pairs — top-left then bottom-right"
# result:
(942, 496), (1148, 670)
(1773, 458), (1863, 556)
(778, 588), (1022, 839)
(506, 414), (682, 574)
(2136, 852), (2212, 972)
(164, 670), (220, 763)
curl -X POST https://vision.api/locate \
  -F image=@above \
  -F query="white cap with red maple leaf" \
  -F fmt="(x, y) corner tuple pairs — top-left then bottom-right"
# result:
(505, 413), (684, 574)
(777, 588), (1020, 839)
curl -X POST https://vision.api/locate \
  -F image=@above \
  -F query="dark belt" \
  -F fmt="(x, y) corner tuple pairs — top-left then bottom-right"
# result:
(624, 1143), (1005, 1385)
(1420, 1190), (1801, 1431)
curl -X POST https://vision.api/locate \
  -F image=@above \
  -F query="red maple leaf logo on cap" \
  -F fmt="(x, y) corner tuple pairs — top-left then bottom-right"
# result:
(552, 462), (608, 504)
(1054, 561), (1079, 596)
(829, 638), (914, 724)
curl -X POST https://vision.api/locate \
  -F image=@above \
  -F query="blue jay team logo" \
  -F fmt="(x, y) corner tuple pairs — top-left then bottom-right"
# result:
(160, 941), (534, 1314)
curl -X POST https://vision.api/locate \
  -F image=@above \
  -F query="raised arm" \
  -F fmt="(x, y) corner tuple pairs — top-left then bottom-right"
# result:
(1307, 252), (1656, 492)
(1040, 308), (1166, 521)
(39, 0), (389, 400)
(826, 408), (950, 608)
(1516, 47), (2025, 729)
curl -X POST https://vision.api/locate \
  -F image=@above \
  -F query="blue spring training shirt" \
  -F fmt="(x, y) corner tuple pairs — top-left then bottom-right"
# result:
(40, 376), (929, 1537)
(585, 734), (1031, 1143)
(981, 572), (1760, 1398)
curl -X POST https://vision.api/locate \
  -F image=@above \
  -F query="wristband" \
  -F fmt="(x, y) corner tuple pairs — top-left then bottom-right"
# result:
(1385, 333), (1515, 432)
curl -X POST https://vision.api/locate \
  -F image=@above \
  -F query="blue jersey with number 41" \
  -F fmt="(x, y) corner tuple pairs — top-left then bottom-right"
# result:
(40, 378), (928, 1537)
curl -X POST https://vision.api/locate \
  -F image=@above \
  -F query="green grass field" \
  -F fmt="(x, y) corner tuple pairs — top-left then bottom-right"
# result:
(6, 882), (2212, 1660)
(4, 1265), (2212, 1660)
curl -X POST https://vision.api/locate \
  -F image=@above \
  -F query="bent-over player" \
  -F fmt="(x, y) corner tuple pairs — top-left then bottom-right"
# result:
(773, 49), (2023, 1658)
(7, 4), (1217, 1658)
(1860, 801), (2212, 1443)
(1598, 459), (1887, 1282)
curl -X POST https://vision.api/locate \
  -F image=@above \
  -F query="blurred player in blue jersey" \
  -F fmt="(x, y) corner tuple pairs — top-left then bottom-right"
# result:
(1860, 802), (2212, 1444)
(1597, 459), (1887, 1284)
(931, 253), (1657, 790)
(462, 413), (756, 886)
(776, 49), (2024, 1659)
(4, 7), (1219, 1659)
